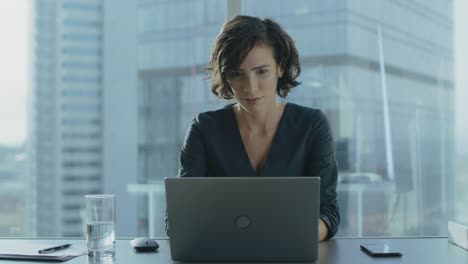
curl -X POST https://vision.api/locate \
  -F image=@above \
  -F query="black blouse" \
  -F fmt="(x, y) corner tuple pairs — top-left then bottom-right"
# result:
(177, 102), (340, 239)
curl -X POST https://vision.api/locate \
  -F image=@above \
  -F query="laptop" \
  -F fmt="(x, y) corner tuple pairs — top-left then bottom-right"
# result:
(165, 177), (320, 262)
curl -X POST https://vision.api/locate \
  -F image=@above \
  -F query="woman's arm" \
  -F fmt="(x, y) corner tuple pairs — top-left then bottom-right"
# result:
(167, 116), (207, 236)
(306, 110), (340, 241)
(178, 117), (207, 177)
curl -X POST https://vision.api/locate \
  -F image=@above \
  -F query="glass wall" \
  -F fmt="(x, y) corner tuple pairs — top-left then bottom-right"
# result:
(243, 0), (456, 237)
(135, 0), (226, 237)
(0, 0), (466, 238)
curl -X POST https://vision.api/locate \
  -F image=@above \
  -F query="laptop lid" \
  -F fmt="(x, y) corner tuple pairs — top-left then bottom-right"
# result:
(165, 177), (320, 262)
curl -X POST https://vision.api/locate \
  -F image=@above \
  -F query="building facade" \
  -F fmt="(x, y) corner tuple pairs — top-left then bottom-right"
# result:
(136, 0), (455, 237)
(0, 145), (28, 236)
(32, 0), (105, 237)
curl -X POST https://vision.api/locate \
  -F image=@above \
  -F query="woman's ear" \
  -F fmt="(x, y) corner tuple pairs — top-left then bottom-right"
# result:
(278, 66), (284, 78)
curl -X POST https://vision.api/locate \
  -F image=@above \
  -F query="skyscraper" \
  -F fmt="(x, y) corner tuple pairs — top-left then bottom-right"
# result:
(136, 0), (227, 236)
(0, 145), (28, 236)
(32, 0), (139, 237)
(31, 0), (139, 238)
(30, 0), (455, 238)
(136, 0), (455, 237)
(31, 0), (60, 236)
(32, 0), (104, 237)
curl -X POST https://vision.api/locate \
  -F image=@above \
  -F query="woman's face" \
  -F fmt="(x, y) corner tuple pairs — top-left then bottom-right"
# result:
(228, 44), (283, 113)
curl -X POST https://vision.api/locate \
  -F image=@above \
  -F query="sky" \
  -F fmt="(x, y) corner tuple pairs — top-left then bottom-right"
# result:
(0, 1), (467, 153)
(0, 1), (29, 146)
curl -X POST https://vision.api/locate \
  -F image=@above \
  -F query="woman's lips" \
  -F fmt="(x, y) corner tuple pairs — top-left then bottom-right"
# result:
(243, 97), (262, 105)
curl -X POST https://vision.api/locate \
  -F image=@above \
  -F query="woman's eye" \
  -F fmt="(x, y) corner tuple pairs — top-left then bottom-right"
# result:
(258, 69), (268, 75)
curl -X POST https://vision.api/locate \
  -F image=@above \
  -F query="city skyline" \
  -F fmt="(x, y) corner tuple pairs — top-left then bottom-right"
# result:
(0, 0), (468, 154)
(0, 0), (466, 238)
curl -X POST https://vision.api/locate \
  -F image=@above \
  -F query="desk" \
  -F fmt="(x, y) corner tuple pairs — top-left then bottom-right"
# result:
(0, 237), (467, 263)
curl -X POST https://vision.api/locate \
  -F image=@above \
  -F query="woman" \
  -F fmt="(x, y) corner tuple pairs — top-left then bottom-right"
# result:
(177, 15), (339, 240)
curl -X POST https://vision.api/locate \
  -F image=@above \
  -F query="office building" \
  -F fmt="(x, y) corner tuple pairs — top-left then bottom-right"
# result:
(136, 0), (455, 237)
(136, 0), (227, 236)
(245, 1), (455, 236)
(31, 0), (104, 237)
(0, 145), (28, 236)
(29, 0), (455, 238)
(31, 0), (138, 237)
(31, 0), (59, 236)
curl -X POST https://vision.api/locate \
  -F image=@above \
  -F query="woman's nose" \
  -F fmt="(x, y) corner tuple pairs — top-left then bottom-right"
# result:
(243, 76), (257, 93)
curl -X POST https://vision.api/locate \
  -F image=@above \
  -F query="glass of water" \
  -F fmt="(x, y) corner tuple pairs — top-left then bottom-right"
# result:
(85, 194), (115, 258)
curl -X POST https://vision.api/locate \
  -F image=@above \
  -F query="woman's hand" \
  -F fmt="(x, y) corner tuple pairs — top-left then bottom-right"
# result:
(319, 218), (329, 241)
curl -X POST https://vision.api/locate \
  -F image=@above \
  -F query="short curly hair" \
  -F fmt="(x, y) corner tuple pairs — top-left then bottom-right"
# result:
(206, 15), (301, 99)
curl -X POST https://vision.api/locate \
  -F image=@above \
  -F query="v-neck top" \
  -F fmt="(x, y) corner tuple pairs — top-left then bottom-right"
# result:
(177, 102), (340, 239)
(232, 103), (287, 176)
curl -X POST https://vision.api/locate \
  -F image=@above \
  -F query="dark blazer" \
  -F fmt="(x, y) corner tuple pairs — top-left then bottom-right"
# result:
(173, 102), (340, 239)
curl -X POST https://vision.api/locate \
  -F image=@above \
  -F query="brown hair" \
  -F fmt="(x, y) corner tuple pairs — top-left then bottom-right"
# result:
(206, 15), (301, 99)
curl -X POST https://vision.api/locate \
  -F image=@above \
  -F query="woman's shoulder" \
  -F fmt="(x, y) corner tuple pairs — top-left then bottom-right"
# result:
(285, 102), (326, 123)
(192, 104), (234, 128)
(285, 103), (333, 141)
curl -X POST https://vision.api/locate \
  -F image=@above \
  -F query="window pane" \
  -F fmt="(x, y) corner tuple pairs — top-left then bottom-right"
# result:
(1, 0), (467, 239)
(244, 0), (465, 237)
(135, 0), (226, 237)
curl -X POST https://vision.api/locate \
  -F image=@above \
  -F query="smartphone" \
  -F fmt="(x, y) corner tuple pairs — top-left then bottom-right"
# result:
(360, 244), (402, 257)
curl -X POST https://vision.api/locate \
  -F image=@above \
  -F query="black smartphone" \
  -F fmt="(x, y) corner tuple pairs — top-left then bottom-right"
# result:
(360, 244), (402, 257)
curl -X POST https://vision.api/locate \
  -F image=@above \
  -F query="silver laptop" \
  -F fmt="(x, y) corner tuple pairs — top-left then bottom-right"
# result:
(165, 177), (320, 262)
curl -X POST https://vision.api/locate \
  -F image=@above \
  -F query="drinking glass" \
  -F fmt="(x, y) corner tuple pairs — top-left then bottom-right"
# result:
(85, 194), (115, 258)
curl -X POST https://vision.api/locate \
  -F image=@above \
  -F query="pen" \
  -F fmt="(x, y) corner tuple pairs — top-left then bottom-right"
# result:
(38, 244), (72, 254)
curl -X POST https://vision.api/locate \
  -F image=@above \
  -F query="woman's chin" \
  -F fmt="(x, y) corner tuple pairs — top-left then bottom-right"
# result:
(239, 103), (261, 113)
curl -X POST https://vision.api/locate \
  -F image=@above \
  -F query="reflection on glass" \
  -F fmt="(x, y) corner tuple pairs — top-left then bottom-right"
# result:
(135, 0), (227, 237)
(1, 0), (466, 238)
(243, 0), (455, 237)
